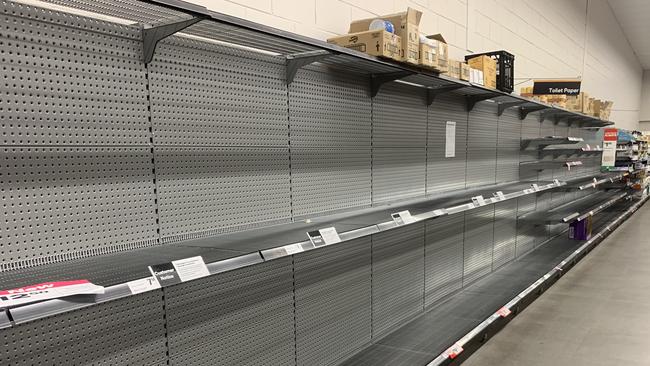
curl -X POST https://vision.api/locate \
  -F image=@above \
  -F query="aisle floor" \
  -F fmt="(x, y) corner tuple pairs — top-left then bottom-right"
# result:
(464, 201), (650, 366)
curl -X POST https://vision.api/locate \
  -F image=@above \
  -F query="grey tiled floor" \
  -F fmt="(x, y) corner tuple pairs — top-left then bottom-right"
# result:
(464, 201), (650, 366)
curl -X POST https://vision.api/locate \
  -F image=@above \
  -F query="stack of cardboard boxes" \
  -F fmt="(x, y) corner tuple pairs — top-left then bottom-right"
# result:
(327, 8), (471, 81)
(520, 88), (613, 120)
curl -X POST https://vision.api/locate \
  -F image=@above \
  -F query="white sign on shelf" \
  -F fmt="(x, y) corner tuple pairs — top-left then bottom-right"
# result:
(532, 183), (540, 191)
(391, 210), (416, 225)
(553, 179), (561, 186)
(284, 243), (304, 255)
(445, 121), (456, 158)
(471, 195), (486, 206)
(172, 256), (210, 282)
(494, 191), (506, 200)
(127, 277), (160, 295)
(307, 227), (341, 247)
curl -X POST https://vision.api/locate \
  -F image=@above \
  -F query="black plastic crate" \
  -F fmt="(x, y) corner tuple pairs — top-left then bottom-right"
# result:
(465, 50), (514, 93)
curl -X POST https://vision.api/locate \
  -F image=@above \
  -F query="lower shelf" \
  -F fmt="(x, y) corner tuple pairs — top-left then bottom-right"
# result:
(337, 198), (643, 366)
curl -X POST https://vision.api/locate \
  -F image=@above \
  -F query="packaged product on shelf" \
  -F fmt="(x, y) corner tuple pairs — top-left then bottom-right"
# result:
(470, 68), (484, 85)
(459, 62), (470, 81)
(327, 30), (402, 60)
(428, 34), (448, 72)
(418, 33), (438, 69)
(350, 8), (422, 64)
(445, 59), (462, 79)
(466, 55), (496, 88)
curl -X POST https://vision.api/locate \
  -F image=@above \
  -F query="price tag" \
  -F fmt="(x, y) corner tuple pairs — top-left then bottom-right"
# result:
(553, 179), (561, 186)
(127, 277), (160, 295)
(496, 306), (512, 317)
(494, 191), (506, 200)
(391, 210), (416, 225)
(307, 227), (341, 247)
(531, 183), (540, 191)
(284, 243), (303, 255)
(471, 195), (486, 206)
(444, 343), (464, 359)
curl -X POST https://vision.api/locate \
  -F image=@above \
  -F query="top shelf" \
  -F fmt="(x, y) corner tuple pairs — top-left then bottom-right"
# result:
(69, 0), (616, 126)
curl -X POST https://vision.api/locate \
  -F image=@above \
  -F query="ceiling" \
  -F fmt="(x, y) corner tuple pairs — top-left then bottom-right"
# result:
(608, 0), (650, 69)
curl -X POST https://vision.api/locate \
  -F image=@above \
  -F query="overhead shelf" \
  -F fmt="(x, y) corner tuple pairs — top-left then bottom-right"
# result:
(64, 0), (614, 125)
(521, 136), (584, 149)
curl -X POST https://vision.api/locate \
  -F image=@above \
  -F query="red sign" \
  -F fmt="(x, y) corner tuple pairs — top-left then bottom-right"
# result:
(0, 280), (104, 308)
(603, 128), (618, 141)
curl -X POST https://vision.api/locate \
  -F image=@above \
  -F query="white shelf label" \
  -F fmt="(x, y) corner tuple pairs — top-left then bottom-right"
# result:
(553, 179), (561, 186)
(471, 195), (486, 206)
(127, 277), (160, 295)
(172, 256), (210, 282)
(392, 210), (416, 225)
(494, 191), (506, 200)
(445, 121), (456, 158)
(307, 227), (341, 247)
(532, 183), (540, 191)
(284, 243), (303, 255)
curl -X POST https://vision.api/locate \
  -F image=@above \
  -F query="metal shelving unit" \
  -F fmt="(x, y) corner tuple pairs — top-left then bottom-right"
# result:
(0, 1), (637, 366)
(519, 160), (583, 171)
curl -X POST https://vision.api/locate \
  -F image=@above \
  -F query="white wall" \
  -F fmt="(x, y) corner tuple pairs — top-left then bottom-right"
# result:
(191, 0), (643, 129)
(641, 70), (650, 124)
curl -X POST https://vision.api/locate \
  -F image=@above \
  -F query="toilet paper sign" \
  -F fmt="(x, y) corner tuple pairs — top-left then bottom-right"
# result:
(0, 280), (105, 308)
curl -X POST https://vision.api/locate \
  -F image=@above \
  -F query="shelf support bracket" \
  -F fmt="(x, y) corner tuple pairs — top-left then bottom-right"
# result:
(568, 116), (592, 128)
(142, 16), (204, 64)
(497, 101), (526, 116)
(466, 92), (501, 112)
(370, 71), (413, 97)
(286, 50), (333, 84)
(519, 105), (549, 120)
(426, 85), (465, 105)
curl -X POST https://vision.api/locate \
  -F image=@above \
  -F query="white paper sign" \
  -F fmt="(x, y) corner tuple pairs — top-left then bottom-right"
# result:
(392, 210), (416, 225)
(471, 195), (486, 206)
(284, 243), (303, 255)
(602, 141), (616, 167)
(127, 277), (161, 295)
(532, 183), (540, 191)
(319, 227), (341, 245)
(445, 121), (456, 158)
(172, 256), (210, 282)
(553, 179), (561, 186)
(495, 191), (506, 200)
(0, 280), (104, 308)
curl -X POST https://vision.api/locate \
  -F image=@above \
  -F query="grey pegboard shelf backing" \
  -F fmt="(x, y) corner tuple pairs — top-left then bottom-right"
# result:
(0, 147), (159, 271)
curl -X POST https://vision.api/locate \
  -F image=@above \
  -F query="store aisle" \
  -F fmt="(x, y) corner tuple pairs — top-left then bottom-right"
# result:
(463, 201), (650, 366)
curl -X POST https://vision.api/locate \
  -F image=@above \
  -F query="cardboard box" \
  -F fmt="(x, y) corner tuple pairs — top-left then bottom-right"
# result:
(427, 34), (448, 72)
(460, 62), (470, 81)
(350, 8), (422, 64)
(467, 55), (496, 89)
(419, 39), (437, 69)
(327, 30), (401, 61)
(445, 59), (462, 79)
(470, 69), (484, 85)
